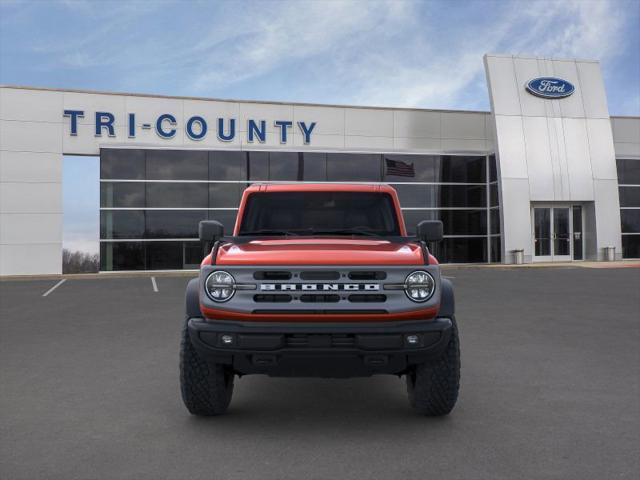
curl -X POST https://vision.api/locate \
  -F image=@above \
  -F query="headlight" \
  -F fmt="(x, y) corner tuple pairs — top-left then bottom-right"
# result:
(205, 271), (235, 302)
(404, 270), (435, 302)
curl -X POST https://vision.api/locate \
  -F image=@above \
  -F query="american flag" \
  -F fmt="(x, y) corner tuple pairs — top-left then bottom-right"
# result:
(385, 158), (415, 177)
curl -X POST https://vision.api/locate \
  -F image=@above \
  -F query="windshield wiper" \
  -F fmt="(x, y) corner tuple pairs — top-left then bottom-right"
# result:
(239, 229), (300, 236)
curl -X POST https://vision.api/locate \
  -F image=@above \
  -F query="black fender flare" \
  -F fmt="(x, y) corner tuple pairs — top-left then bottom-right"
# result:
(185, 277), (202, 318)
(438, 277), (455, 318)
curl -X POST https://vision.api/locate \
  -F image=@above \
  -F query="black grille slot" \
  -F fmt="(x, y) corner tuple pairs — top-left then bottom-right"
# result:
(331, 334), (356, 347)
(348, 271), (387, 280)
(300, 294), (340, 303)
(254, 294), (292, 303)
(348, 294), (387, 303)
(253, 271), (292, 280)
(286, 334), (308, 347)
(285, 334), (356, 348)
(300, 271), (340, 280)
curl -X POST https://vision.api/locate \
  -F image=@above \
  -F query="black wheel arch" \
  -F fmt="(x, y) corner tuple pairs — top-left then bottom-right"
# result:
(185, 277), (202, 318)
(438, 277), (455, 318)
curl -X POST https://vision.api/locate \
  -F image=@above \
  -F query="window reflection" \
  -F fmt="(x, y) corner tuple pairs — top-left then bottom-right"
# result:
(146, 150), (208, 180)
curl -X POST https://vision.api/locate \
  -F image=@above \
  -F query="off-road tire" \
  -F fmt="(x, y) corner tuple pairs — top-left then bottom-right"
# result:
(180, 318), (234, 416)
(406, 316), (460, 416)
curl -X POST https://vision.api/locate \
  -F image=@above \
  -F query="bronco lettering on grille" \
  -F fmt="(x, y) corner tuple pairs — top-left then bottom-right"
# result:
(260, 284), (379, 291)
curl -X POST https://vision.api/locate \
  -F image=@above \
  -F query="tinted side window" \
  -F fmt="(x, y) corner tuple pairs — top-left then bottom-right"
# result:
(617, 159), (640, 184)
(100, 211), (145, 239)
(146, 183), (208, 208)
(100, 149), (145, 179)
(100, 182), (145, 208)
(146, 150), (208, 180)
(327, 154), (382, 181)
(209, 151), (247, 180)
(145, 210), (207, 238)
(269, 152), (300, 181)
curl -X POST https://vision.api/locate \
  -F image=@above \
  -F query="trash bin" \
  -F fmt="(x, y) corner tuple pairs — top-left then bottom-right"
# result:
(604, 246), (616, 262)
(512, 249), (524, 265)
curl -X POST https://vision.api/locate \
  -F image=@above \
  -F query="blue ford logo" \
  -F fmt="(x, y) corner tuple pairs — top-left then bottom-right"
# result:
(526, 77), (575, 99)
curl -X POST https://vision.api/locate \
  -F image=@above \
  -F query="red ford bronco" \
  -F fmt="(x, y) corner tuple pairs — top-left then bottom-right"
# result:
(180, 184), (460, 416)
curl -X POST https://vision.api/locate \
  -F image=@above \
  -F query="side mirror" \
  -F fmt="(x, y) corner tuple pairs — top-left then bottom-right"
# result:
(416, 220), (443, 243)
(199, 220), (224, 243)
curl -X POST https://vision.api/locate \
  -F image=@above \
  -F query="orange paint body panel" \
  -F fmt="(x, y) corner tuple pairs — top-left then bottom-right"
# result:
(216, 238), (424, 266)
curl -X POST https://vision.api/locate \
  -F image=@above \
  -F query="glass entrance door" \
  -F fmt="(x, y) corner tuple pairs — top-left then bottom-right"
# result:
(552, 207), (571, 261)
(532, 205), (583, 262)
(534, 207), (552, 261)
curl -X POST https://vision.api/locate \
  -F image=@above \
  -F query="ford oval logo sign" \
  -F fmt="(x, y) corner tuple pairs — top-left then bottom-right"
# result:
(526, 77), (575, 99)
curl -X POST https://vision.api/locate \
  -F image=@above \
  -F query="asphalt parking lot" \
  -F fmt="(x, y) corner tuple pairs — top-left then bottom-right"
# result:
(1, 266), (639, 480)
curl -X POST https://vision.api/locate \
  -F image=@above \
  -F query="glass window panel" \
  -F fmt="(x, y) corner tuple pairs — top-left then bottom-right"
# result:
(384, 155), (438, 182)
(100, 242), (145, 271)
(208, 210), (239, 234)
(490, 183), (499, 206)
(621, 210), (640, 233)
(302, 153), (327, 181)
(392, 185), (429, 208)
(622, 235), (640, 258)
(435, 185), (486, 208)
(146, 183), (208, 208)
(146, 241), (183, 270)
(619, 186), (640, 207)
(430, 238), (488, 263)
(100, 149), (145, 179)
(146, 150), (208, 180)
(490, 209), (501, 234)
(490, 236), (501, 263)
(392, 185), (486, 208)
(269, 152), (300, 181)
(185, 242), (206, 267)
(209, 183), (244, 208)
(100, 182), (145, 208)
(327, 153), (381, 181)
(439, 210), (487, 236)
(100, 211), (145, 239)
(248, 151), (269, 180)
(145, 210), (207, 238)
(209, 151), (247, 180)
(402, 210), (438, 235)
(489, 155), (497, 182)
(617, 158), (640, 185)
(437, 156), (486, 183)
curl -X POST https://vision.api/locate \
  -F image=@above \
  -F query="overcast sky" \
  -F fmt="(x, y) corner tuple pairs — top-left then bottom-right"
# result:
(1, 0), (639, 253)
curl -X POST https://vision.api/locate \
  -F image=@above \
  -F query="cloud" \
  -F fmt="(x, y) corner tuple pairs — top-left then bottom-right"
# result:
(2, 0), (637, 113)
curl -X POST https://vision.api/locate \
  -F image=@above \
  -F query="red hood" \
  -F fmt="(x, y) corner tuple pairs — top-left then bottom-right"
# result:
(214, 238), (430, 265)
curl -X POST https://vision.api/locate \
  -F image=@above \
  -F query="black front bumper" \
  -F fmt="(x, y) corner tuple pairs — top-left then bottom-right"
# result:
(188, 317), (453, 378)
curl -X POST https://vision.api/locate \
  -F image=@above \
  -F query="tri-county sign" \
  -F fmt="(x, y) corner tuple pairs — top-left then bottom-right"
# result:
(525, 77), (575, 99)
(63, 110), (317, 144)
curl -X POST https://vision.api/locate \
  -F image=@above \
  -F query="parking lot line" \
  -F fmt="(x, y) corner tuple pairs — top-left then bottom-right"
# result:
(42, 279), (66, 297)
(151, 276), (158, 292)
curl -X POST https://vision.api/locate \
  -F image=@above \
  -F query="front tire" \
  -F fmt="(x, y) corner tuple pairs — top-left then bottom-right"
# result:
(406, 316), (460, 416)
(180, 318), (234, 416)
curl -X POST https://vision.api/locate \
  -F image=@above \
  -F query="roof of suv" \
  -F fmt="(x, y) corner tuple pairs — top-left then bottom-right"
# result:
(246, 183), (396, 194)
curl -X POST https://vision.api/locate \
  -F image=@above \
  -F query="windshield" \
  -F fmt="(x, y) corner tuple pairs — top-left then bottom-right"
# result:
(238, 191), (401, 237)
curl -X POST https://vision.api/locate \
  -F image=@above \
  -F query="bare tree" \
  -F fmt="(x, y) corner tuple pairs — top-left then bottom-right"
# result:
(62, 249), (99, 274)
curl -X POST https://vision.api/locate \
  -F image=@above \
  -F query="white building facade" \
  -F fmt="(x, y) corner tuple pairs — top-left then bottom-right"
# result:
(1, 54), (639, 275)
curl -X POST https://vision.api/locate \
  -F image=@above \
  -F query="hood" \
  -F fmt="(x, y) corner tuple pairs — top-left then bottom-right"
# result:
(215, 238), (427, 266)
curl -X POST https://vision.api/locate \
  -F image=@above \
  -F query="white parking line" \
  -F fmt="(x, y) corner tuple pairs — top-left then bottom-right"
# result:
(151, 276), (158, 292)
(42, 279), (66, 297)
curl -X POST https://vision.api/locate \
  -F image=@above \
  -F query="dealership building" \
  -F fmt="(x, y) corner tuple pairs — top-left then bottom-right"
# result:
(1, 54), (639, 275)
